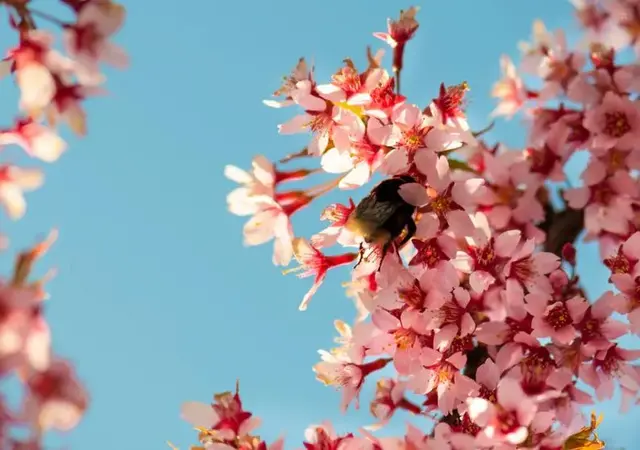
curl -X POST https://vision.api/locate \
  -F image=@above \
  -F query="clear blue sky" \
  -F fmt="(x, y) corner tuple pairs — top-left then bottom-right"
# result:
(0, 0), (638, 448)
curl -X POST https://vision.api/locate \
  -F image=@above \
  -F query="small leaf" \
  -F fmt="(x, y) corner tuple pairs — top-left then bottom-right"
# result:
(447, 158), (476, 174)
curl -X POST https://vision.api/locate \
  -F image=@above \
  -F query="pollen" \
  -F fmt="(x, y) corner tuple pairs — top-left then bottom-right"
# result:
(510, 257), (534, 281)
(497, 409), (520, 435)
(447, 334), (473, 355)
(608, 149), (627, 172)
(393, 328), (417, 350)
(603, 111), (631, 138)
(520, 349), (554, 394)
(471, 244), (495, 270)
(496, 185), (518, 206)
(581, 317), (601, 341)
(411, 239), (448, 268)
(460, 415), (482, 436)
(332, 66), (361, 97)
(306, 114), (331, 133)
(603, 252), (631, 275)
(431, 362), (455, 385)
(400, 128), (425, 152)
(545, 303), (572, 330)
(440, 301), (463, 324)
(479, 385), (497, 404)
(596, 349), (621, 375)
(429, 194), (452, 216)
(422, 245), (440, 267)
(591, 183), (614, 205)
(398, 280), (426, 309)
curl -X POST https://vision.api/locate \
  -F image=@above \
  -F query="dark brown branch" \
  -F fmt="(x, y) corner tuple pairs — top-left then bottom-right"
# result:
(539, 205), (584, 257)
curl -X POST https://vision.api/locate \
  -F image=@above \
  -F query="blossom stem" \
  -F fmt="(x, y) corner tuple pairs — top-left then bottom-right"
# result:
(279, 147), (309, 164)
(397, 397), (422, 415)
(360, 357), (393, 377)
(307, 174), (346, 199)
(275, 167), (322, 185)
(27, 8), (66, 26)
(471, 120), (496, 138)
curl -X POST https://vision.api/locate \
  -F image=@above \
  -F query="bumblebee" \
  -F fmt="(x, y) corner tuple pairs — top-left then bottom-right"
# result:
(345, 175), (418, 271)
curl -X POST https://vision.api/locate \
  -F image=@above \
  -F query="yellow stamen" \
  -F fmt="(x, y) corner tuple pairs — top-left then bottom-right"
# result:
(335, 101), (365, 118)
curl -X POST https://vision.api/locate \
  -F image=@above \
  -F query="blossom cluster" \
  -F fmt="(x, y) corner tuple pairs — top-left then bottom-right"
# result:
(179, 2), (640, 449)
(0, 0), (127, 448)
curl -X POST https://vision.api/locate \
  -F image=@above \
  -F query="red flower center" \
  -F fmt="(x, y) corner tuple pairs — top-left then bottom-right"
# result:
(398, 280), (426, 309)
(603, 250), (633, 275)
(331, 66), (361, 97)
(546, 303), (572, 330)
(497, 409), (521, 435)
(603, 111), (631, 138)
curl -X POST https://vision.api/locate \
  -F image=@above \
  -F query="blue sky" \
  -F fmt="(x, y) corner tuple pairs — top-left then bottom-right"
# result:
(0, 0), (638, 448)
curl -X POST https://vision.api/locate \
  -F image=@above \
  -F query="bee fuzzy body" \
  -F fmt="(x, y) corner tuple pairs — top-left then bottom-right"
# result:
(345, 175), (418, 270)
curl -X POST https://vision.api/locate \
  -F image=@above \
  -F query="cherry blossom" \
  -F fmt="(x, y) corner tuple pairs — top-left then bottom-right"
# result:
(0, 1), (127, 447)
(196, 4), (640, 450)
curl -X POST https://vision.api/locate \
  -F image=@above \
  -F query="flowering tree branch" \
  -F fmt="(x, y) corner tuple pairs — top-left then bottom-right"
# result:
(176, 2), (640, 450)
(0, 0), (127, 447)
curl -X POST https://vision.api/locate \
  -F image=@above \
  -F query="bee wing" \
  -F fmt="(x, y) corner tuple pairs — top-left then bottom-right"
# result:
(353, 194), (403, 225)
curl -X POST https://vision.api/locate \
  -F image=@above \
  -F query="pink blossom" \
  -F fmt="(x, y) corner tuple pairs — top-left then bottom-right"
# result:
(367, 103), (432, 165)
(502, 238), (560, 316)
(583, 91), (640, 150)
(422, 287), (476, 337)
(564, 176), (635, 238)
(225, 156), (313, 217)
(467, 377), (537, 446)
(579, 345), (640, 407)
(491, 55), (529, 118)
(320, 119), (385, 189)
(409, 347), (478, 414)
(364, 71), (406, 120)
(411, 150), (484, 218)
(474, 151), (545, 231)
(242, 196), (296, 266)
(264, 58), (314, 109)
(537, 37), (586, 101)
(284, 238), (357, 310)
(572, 291), (628, 356)
(6, 30), (70, 115)
(311, 200), (357, 249)
(572, 0), (630, 50)
(371, 307), (428, 374)
(609, 273), (640, 333)
(451, 213), (522, 294)
(225, 156), (277, 216)
(314, 351), (390, 411)
(0, 118), (67, 162)
(316, 60), (384, 107)
(44, 74), (104, 137)
(373, 7), (420, 49)
(0, 166), (43, 220)
(604, 231), (640, 278)
(519, 20), (562, 73)
(430, 422), (477, 450)
(63, 1), (128, 82)
(303, 423), (361, 450)
(182, 385), (261, 441)
(368, 379), (421, 428)
(526, 295), (584, 345)
(278, 82), (363, 156)
(25, 360), (88, 432)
